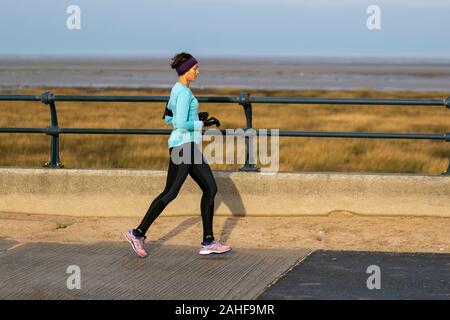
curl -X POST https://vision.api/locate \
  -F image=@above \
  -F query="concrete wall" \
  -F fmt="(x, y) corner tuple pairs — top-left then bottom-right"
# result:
(0, 167), (449, 217)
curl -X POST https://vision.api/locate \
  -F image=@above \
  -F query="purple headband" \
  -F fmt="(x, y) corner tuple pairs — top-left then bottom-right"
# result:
(175, 56), (198, 75)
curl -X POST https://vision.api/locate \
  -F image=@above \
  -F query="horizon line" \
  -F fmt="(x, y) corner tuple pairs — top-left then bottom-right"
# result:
(2, 53), (450, 63)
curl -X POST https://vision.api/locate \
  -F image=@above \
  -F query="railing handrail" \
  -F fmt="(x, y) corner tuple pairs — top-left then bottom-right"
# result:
(0, 91), (449, 174)
(1, 93), (449, 107)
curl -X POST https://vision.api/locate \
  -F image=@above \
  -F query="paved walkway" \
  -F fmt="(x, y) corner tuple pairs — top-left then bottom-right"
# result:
(0, 241), (308, 299)
(259, 250), (450, 300)
(1, 239), (449, 300)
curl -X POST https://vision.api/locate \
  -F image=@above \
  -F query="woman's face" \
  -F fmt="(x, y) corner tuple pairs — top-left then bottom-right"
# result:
(184, 63), (199, 82)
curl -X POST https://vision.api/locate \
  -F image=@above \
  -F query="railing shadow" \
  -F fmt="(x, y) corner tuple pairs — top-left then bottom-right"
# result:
(217, 175), (246, 243)
(0, 236), (19, 252)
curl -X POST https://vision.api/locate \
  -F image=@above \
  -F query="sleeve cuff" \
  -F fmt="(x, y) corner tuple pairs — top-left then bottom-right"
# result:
(164, 116), (173, 125)
(194, 120), (204, 131)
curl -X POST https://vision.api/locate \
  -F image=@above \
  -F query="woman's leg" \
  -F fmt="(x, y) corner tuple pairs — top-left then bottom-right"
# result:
(135, 146), (191, 236)
(188, 145), (218, 243)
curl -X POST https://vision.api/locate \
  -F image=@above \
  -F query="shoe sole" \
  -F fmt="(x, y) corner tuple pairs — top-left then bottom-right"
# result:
(199, 247), (231, 255)
(124, 232), (148, 258)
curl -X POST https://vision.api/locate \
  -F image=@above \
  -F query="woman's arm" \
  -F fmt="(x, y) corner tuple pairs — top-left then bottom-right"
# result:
(174, 90), (203, 131)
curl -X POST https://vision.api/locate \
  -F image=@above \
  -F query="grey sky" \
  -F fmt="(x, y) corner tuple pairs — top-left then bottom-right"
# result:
(1, 0), (449, 58)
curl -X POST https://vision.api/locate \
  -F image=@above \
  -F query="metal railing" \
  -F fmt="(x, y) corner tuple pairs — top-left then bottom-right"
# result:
(0, 91), (449, 175)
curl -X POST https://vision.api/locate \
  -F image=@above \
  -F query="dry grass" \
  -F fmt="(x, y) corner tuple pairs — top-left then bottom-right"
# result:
(0, 87), (448, 174)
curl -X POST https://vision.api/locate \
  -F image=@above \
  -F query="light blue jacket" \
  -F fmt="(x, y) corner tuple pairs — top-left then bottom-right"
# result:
(164, 82), (204, 149)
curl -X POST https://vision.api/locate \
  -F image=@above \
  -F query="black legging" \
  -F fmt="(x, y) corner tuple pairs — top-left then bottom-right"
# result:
(136, 142), (217, 242)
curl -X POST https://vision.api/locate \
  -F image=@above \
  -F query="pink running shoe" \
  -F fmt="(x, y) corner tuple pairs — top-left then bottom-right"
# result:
(124, 229), (148, 258)
(199, 240), (231, 255)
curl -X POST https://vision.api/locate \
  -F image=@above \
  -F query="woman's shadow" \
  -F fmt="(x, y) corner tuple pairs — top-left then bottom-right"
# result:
(158, 172), (246, 245)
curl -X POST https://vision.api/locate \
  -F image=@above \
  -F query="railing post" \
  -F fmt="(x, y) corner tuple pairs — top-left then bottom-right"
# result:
(40, 91), (64, 168)
(443, 132), (450, 176)
(443, 97), (450, 175)
(238, 92), (259, 172)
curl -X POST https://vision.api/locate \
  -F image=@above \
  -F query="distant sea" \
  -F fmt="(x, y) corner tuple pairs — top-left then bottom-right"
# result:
(1, 56), (450, 91)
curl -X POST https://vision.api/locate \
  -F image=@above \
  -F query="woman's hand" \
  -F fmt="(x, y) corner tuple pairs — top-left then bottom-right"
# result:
(199, 111), (220, 127)
(198, 112), (209, 122)
(203, 116), (220, 127)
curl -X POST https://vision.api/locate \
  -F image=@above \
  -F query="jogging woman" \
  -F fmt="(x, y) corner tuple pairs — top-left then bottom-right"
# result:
(124, 52), (231, 258)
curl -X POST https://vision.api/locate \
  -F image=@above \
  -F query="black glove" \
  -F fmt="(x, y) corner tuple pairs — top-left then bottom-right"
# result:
(203, 116), (221, 127)
(198, 112), (209, 122)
